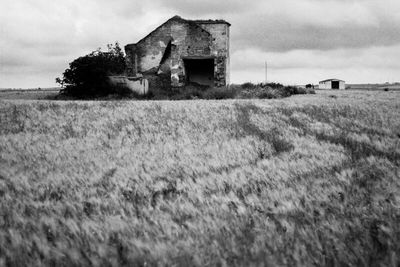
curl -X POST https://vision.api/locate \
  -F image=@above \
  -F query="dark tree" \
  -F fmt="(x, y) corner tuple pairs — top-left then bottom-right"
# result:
(56, 43), (125, 97)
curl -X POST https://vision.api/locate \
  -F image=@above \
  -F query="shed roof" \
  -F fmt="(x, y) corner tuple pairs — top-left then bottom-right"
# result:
(319, 78), (345, 83)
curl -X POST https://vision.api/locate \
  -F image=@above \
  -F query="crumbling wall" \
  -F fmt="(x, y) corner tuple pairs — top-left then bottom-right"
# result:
(125, 23), (173, 76)
(108, 76), (149, 95)
(169, 21), (212, 87)
(196, 23), (230, 86)
(125, 20), (175, 88)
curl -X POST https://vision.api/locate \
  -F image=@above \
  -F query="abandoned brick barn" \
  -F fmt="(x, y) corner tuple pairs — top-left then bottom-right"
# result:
(124, 16), (230, 89)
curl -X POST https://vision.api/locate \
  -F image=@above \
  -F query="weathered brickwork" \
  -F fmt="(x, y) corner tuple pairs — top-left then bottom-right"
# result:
(125, 16), (230, 88)
(194, 22), (230, 85)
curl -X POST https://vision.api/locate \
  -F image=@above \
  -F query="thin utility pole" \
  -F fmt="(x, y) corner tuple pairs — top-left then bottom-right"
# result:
(265, 61), (268, 84)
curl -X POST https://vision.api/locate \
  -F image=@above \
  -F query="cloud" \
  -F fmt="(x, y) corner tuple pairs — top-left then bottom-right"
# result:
(0, 0), (400, 87)
(231, 16), (400, 52)
(229, 0), (400, 52)
(230, 44), (400, 84)
(0, 0), (170, 87)
(153, 0), (258, 16)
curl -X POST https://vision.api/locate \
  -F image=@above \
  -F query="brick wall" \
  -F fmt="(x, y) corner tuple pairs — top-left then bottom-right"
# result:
(196, 23), (230, 86)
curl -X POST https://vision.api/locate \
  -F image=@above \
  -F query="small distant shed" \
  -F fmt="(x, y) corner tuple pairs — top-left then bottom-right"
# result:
(319, 79), (345, 90)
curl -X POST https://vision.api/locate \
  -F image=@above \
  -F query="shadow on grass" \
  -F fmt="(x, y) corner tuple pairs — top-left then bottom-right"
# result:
(280, 106), (400, 164)
(234, 103), (294, 156)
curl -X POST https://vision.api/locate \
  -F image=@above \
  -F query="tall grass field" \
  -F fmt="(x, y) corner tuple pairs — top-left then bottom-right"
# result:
(0, 90), (399, 266)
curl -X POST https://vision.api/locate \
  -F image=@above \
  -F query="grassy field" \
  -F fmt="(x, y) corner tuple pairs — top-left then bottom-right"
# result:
(347, 84), (400, 91)
(0, 90), (399, 266)
(0, 89), (60, 100)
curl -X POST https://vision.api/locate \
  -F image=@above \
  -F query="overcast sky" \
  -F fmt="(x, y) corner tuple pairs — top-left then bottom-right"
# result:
(1, 0), (400, 88)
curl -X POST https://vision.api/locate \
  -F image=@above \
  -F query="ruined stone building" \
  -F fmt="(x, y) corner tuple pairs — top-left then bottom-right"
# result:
(124, 16), (230, 89)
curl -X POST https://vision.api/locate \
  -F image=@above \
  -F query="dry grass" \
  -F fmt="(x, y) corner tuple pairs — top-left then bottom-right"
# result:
(0, 89), (60, 100)
(0, 90), (399, 266)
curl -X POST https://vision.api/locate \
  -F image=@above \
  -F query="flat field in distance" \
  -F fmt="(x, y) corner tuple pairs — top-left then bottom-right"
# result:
(0, 88), (60, 100)
(0, 90), (399, 266)
(347, 83), (400, 91)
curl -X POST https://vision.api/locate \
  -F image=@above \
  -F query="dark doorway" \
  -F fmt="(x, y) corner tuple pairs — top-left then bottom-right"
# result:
(331, 81), (340, 89)
(183, 58), (214, 87)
